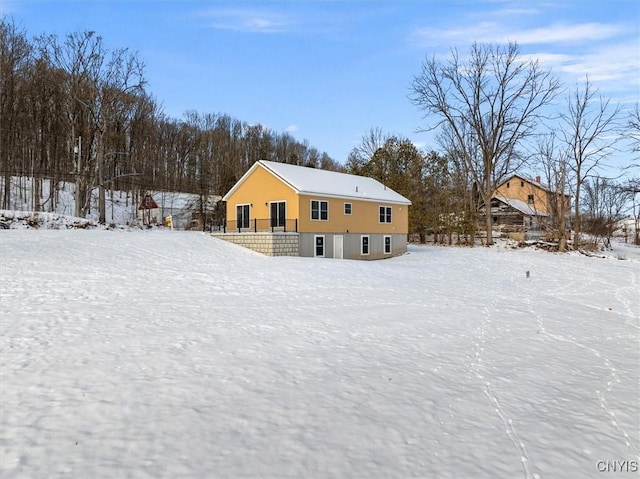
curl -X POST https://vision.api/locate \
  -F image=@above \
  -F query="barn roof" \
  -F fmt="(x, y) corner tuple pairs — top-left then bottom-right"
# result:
(501, 174), (571, 197)
(493, 196), (550, 217)
(223, 160), (411, 205)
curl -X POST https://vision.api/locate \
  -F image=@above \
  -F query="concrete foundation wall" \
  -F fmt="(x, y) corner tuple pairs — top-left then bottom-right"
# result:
(211, 232), (407, 260)
(211, 232), (299, 256)
(299, 233), (407, 260)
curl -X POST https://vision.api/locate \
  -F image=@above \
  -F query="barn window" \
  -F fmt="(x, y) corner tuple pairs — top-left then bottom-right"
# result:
(527, 194), (534, 204)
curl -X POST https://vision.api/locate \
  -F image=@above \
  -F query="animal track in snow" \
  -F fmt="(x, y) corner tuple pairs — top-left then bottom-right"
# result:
(470, 299), (538, 479)
(523, 282), (639, 457)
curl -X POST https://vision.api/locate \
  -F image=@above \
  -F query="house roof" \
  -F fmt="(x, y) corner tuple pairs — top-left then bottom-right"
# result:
(493, 196), (550, 217)
(501, 174), (571, 197)
(223, 160), (412, 205)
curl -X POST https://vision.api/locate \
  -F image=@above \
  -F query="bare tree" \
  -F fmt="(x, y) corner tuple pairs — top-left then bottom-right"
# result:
(561, 77), (622, 248)
(3, 23), (338, 226)
(535, 133), (571, 251)
(0, 19), (32, 209)
(582, 177), (631, 248)
(410, 42), (560, 245)
(345, 127), (389, 175)
(628, 103), (640, 155)
(38, 31), (145, 221)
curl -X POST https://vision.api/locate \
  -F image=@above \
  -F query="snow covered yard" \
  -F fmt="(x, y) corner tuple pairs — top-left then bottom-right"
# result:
(1, 230), (638, 478)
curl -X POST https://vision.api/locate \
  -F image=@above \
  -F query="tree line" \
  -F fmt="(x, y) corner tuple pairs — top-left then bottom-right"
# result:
(0, 19), (340, 223)
(348, 43), (639, 249)
(2, 19), (638, 247)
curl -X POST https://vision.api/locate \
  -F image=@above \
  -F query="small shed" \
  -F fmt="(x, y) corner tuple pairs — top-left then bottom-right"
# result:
(138, 194), (159, 225)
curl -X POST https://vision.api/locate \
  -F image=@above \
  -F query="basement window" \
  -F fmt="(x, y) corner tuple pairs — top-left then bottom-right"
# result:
(361, 235), (369, 255)
(314, 235), (325, 257)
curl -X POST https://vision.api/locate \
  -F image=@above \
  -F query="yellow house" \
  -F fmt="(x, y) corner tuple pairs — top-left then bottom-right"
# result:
(215, 160), (411, 259)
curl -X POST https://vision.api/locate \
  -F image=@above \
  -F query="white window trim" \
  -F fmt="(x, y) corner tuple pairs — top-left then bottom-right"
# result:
(236, 203), (251, 228)
(314, 235), (325, 258)
(344, 202), (352, 215)
(384, 235), (392, 254)
(269, 200), (287, 227)
(378, 205), (392, 224)
(310, 199), (329, 221)
(361, 235), (370, 256)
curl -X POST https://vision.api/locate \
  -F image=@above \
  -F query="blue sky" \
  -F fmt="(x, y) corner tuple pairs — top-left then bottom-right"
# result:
(3, 0), (639, 164)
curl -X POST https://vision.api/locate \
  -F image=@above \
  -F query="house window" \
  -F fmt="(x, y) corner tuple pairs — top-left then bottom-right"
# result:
(311, 200), (328, 221)
(379, 206), (392, 223)
(314, 235), (325, 257)
(236, 204), (250, 229)
(344, 203), (352, 215)
(506, 182), (510, 188)
(384, 235), (392, 254)
(527, 194), (534, 204)
(521, 180), (524, 187)
(361, 235), (369, 255)
(270, 201), (286, 227)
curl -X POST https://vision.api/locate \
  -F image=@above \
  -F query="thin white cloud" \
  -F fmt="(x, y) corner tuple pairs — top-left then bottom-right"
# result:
(410, 6), (639, 101)
(496, 22), (626, 45)
(412, 21), (626, 48)
(0, 1), (21, 15)
(523, 40), (640, 94)
(198, 8), (293, 34)
(285, 124), (298, 133)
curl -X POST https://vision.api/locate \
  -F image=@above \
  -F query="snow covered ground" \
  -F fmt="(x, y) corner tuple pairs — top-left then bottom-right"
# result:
(1, 230), (638, 478)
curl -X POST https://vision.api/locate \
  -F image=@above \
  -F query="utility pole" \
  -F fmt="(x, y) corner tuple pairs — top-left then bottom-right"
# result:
(98, 147), (105, 224)
(74, 136), (82, 218)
